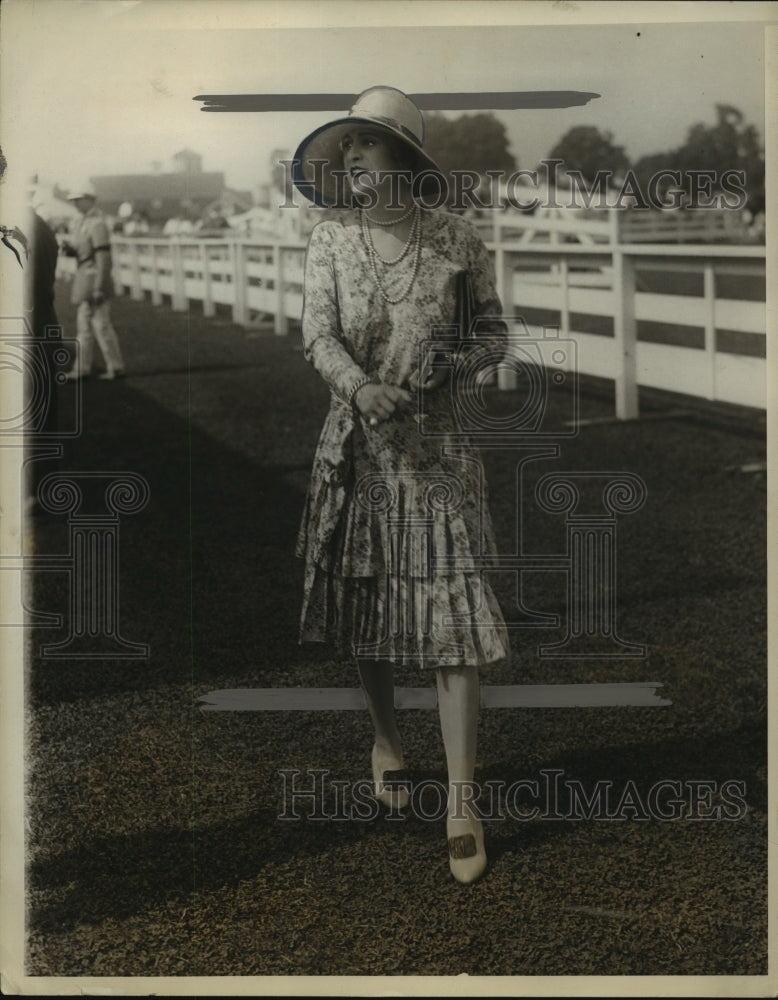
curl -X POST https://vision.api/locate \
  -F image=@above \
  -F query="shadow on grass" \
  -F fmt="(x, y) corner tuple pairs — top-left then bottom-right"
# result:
(28, 720), (764, 933)
(28, 375), (310, 707)
(28, 801), (401, 933)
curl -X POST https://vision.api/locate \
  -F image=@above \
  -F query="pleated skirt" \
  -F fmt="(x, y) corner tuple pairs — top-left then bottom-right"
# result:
(297, 403), (508, 669)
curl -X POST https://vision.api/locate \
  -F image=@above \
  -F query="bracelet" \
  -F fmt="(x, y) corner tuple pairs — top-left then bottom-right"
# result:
(347, 375), (372, 407)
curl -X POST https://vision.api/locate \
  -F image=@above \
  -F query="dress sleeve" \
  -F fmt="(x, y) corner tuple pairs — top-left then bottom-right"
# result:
(301, 222), (368, 402)
(467, 223), (508, 355)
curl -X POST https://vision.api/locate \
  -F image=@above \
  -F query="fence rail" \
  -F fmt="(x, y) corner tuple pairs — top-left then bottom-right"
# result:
(68, 233), (766, 419)
(619, 208), (755, 244)
(471, 206), (758, 246)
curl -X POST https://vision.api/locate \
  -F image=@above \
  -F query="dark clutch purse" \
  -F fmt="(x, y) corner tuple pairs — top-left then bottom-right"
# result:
(455, 268), (508, 352)
(454, 269), (476, 343)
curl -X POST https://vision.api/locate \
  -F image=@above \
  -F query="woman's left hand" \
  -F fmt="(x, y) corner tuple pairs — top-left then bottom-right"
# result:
(407, 362), (450, 393)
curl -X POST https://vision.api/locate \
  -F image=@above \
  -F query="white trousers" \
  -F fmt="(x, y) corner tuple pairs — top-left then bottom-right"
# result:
(74, 300), (125, 374)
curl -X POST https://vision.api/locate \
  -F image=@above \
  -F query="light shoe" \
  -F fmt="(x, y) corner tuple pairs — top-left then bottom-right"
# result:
(98, 368), (126, 381)
(371, 744), (410, 810)
(447, 806), (487, 884)
(65, 369), (87, 381)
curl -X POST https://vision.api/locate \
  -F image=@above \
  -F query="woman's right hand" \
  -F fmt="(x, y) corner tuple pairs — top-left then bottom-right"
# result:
(354, 382), (412, 425)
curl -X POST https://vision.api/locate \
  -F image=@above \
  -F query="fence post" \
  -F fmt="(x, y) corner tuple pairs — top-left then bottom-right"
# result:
(171, 241), (187, 312)
(110, 260), (123, 296)
(703, 262), (716, 401)
(129, 242), (144, 301)
(150, 244), (162, 306)
(496, 244), (516, 390)
(201, 243), (215, 318)
(559, 256), (570, 337)
(608, 208), (620, 246)
(612, 248), (639, 419)
(231, 241), (248, 325)
(274, 244), (288, 335)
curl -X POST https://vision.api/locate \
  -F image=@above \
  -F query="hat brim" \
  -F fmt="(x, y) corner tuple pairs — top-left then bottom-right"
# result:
(292, 117), (446, 208)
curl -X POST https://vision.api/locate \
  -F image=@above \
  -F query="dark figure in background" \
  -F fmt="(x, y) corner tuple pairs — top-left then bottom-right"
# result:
(23, 202), (62, 513)
(25, 205), (59, 333)
(0, 153), (60, 514)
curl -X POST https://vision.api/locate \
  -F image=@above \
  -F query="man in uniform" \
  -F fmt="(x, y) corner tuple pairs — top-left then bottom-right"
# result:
(64, 183), (125, 380)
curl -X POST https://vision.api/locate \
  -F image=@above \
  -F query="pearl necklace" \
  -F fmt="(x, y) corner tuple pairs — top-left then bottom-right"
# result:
(362, 204), (415, 227)
(361, 205), (420, 266)
(361, 206), (423, 305)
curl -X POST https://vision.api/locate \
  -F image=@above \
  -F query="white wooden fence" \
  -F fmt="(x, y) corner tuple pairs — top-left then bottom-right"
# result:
(100, 234), (766, 419)
(493, 242), (766, 417)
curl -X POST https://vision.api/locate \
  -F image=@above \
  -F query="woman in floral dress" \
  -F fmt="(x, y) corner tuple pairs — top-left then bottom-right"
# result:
(293, 86), (508, 883)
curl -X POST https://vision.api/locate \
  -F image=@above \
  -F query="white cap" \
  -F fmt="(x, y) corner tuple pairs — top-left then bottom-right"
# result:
(67, 182), (97, 201)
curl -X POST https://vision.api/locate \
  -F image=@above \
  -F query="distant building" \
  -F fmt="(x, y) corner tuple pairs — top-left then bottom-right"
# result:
(90, 171), (225, 224)
(171, 149), (203, 174)
(89, 148), (254, 227)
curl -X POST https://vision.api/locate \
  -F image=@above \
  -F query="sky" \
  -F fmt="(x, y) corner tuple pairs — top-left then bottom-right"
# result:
(0, 1), (772, 202)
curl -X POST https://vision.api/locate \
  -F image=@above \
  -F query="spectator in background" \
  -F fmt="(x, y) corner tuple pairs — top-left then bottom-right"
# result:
(124, 211), (149, 237)
(162, 214), (178, 237)
(116, 200), (133, 233)
(24, 187), (62, 512)
(64, 184), (125, 381)
(163, 210), (195, 238)
(201, 208), (230, 232)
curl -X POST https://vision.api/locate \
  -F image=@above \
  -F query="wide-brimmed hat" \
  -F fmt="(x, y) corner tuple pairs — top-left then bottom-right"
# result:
(292, 86), (446, 208)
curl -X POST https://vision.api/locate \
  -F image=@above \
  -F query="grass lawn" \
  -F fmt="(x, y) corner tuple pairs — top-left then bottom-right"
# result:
(23, 282), (767, 979)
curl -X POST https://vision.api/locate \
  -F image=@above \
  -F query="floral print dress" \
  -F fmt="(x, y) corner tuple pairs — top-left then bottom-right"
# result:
(296, 207), (508, 668)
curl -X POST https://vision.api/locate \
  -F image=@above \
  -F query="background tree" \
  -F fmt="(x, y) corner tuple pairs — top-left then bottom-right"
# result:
(545, 126), (630, 183)
(424, 112), (517, 177)
(634, 104), (764, 212)
(631, 150), (677, 190)
(676, 104), (764, 212)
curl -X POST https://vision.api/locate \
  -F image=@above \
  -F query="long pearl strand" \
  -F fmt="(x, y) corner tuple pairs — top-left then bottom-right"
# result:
(361, 204), (419, 265)
(361, 205), (423, 305)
